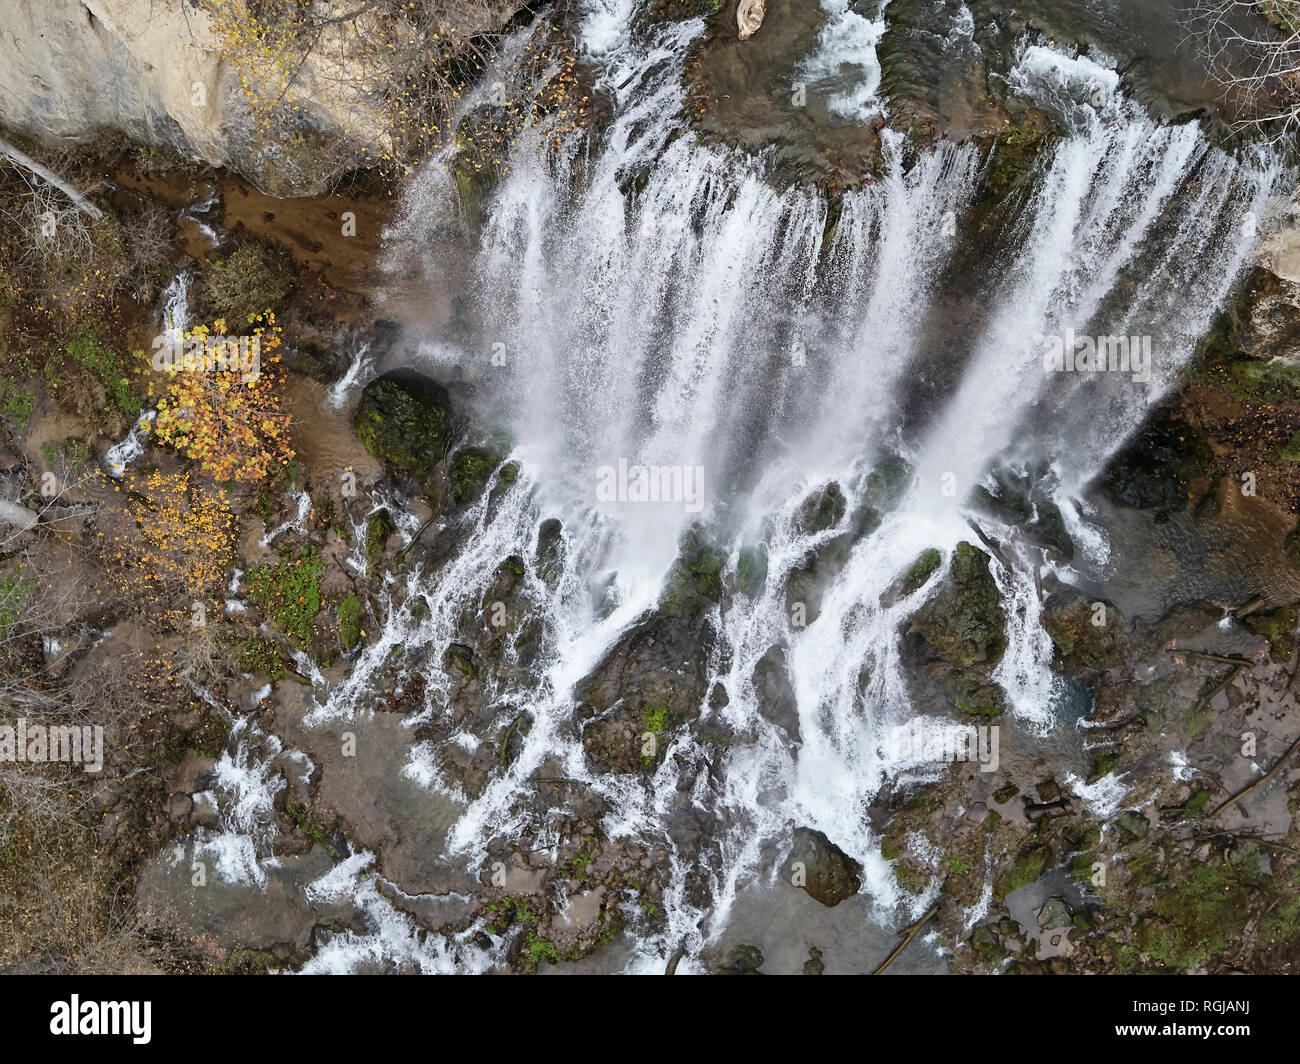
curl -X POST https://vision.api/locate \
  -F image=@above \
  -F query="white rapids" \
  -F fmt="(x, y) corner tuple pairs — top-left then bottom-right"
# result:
(209, 4), (1283, 972)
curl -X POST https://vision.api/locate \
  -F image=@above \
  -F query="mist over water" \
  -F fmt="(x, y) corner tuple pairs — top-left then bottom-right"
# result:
(199, 3), (1283, 972)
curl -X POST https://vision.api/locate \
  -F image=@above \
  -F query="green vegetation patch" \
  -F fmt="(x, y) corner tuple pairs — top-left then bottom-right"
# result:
(1280, 431), (1300, 463)
(284, 801), (339, 858)
(203, 241), (296, 324)
(1137, 852), (1260, 970)
(66, 324), (140, 417)
(0, 377), (33, 430)
(0, 569), (36, 638)
(246, 548), (324, 648)
(236, 635), (287, 680)
(338, 594), (364, 650)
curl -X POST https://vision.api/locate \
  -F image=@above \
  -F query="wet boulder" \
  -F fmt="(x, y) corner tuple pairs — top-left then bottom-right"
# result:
(450, 445), (504, 505)
(658, 528), (727, 621)
(752, 645), (800, 742)
(576, 609), (714, 775)
(909, 541), (1006, 666)
(716, 943), (764, 974)
(969, 464), (1073, 561)
(1099, 408), (1212, 512)
(353, 372), (455, 476)
(1042, 594), (1126, 674)
(882, 547), (942, 606)
(795, 481), (846, 536)
(782, 827), (863, 907)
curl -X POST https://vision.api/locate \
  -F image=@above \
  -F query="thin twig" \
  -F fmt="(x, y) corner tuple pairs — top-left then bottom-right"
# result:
(1212, 732), (1300, 818)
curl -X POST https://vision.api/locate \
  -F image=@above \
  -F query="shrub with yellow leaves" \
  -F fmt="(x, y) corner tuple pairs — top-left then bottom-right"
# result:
(112, 471), (238, 622)
(149, 313), (294, 484)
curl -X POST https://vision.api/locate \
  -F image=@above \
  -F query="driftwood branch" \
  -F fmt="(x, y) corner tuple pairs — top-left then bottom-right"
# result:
(0, 137), (103, 220)
(1190, 663), (1246, 724)
(872, 904), (937, 975)
(1212, 732), (1300, 818)
(1166, 648), (1255, 667)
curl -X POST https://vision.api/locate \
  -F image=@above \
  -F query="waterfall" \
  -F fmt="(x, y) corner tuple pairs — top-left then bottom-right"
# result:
(270, 6), (1282, 971)
(105, 271), (190, 478)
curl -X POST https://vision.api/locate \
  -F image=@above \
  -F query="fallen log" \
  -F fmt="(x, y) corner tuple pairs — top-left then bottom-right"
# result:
(0, 137), (103, 220)
(872, 904), (937, 975)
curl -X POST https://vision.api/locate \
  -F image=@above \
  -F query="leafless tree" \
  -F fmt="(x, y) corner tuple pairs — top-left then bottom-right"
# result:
(212, 0), (524, 165)
(1186, 0), (1300, 142)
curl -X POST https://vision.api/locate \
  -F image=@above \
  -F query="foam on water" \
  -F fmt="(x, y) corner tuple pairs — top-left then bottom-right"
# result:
(326, 341), (374, 409)
(799, 0), (892, 122)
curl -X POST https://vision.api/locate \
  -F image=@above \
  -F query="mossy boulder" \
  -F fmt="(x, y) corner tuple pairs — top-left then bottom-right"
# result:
(902, 548), (942, 592)
(450, 446), (503, 505)
(1244, 606), (1297, 663)
(796, 482), (847, 535)
(883, 547), (942, 606)
(909, 542), (1006, 666)
(1116, 810), (1150, 841)
(935, 666), (1007, 718)
(658, 528), (727, 621)
(1042, 596), (1126, 673)
(995, 844), (1049, 901)
(354, 373), (455, 476)
(716, 944), (764, 975)
(970, 465), (1073, 559)
(338, 594), (364, 651)
(982, 114), (1055, 202)
(365, 509), (395, 568)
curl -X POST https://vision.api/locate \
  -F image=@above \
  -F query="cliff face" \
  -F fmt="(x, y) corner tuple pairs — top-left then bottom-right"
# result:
(0, 0), (387, 196)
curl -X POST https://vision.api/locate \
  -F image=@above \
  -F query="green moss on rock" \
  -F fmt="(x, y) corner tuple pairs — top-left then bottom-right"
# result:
(995, 845), (1048, 901)
(902, 548), (942, 594)
(983, 116), (1054, 201)
(1137, 856), (1257, 970)
(910, 542), (1006, 666)
(1245, 606), (1297, 662)
(659, 528), (727, 620)
(797, 482), (847, 535)
(338, 594), (364, 651)
(450, 446), (502, 505)
(364, 509), (395, 571)
(1043, 598), (1126, 672)
(354, 374), (455, 476)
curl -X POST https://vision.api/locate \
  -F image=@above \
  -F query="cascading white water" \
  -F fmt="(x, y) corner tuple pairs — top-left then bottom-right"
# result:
(104, 271), (190, 478)
(799, 0), (892, 121)
(254, 6), (1283, 971)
